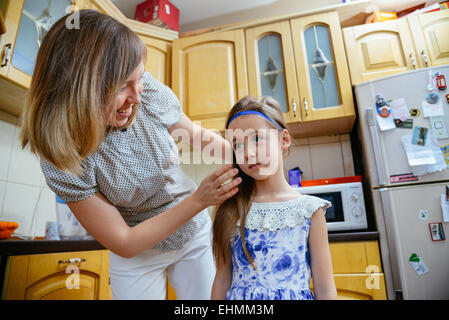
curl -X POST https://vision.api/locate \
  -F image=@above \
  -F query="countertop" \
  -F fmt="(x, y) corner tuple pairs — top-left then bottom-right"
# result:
(0, 231), (379, 256)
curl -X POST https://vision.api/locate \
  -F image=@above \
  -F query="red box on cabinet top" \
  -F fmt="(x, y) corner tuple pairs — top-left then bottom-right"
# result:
(135, 0), (179, 32)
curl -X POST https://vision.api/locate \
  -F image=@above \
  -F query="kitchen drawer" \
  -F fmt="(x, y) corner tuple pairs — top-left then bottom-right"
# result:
(329, 241), (382, 274)
(26, 250), (103, 286)
(3, 250), (111, 300)
(312, 273), (387, 300)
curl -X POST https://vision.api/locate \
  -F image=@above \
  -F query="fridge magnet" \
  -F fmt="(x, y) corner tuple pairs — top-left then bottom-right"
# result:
(435, 74), (446, 90)
(389, 173), (419, 183)
(411, 127), (429, 146)
(395, 119), (413, 129)
(426, 91), (440, 104)
(408, 253), (429, 276)
(394, 119), (403, 127)
(422, 97), (444, 118)
(429, 116), (449, 139)
(418, 209), (429, 221)
(427, 70), (437, 91)
(428, 222), (446, 241)
(376, 113), (396, 131)
(409, 108), (420, 117)
(446, 94), (449, 104)
(390, 98), (409, 121)
(375, 94), (391, 118)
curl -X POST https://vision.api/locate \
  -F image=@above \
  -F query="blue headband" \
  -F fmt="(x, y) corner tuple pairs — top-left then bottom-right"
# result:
(226, 111), (283, 131)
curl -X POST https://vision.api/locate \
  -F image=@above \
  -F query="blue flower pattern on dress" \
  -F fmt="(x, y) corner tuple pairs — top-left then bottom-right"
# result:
(226, 195), (330, 300)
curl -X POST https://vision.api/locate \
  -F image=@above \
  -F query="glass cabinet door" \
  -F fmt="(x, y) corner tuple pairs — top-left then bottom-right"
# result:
(246, 21), (301, 123)
(303, 24), (340, 110)
(13, 0), (72, 73)
(291, 12), (354, 122)
(3, 0), (72, 88)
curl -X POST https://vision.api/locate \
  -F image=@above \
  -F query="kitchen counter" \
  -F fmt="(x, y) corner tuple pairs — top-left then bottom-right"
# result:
(0, 237), (105, 256)
(0, 231), (379, 256)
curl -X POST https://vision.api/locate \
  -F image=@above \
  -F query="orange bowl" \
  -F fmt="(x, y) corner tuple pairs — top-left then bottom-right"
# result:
(0, 221), (19, 239)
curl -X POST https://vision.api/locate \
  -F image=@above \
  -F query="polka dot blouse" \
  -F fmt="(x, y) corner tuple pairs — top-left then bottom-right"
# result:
(41, 72), (210, 251)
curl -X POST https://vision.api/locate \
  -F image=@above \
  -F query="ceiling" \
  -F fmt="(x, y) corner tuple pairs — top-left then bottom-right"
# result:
(111, 0), (278, 25)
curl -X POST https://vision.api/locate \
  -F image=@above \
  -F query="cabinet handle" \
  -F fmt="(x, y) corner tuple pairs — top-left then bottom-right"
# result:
(292, 99), (297, 118)
(58, 258), (86, 264)
(303, 97), (309, 117)
(409, 53), (416, 69)
(421, 50), (429, 67)
(1, 43), (12, 68)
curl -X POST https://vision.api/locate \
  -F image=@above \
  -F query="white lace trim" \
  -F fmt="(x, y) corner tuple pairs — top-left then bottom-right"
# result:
(236, 195), (332, 232)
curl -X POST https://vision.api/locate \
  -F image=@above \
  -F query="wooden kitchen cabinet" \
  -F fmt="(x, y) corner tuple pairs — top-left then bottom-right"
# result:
(2, 250), (112, 300)
(131, 32), (172, 87)
(342, 19), (417, 84)
(0, 0), (176, 117)
(311, 240), (387, 300)
(167, 240), (387, 300)
(290, 12), (354, 124)
(343, 10), (449, 85)
(171, 30), (248, 131)
(0, 0), (75, 89)
(78, 0), (173, 86)
(0, 0), (76, 116)
(186, 11), (355, 136)
(245, 21), (301, 124)
(407, 9), (449, 68)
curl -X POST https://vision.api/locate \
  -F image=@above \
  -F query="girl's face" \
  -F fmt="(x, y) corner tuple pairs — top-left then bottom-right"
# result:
(106, 62), (145, 127)
(227, 114), (290, 180)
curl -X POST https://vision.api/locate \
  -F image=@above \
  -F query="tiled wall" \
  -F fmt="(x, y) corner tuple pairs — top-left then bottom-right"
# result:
(0, 111), (354, 237)
(0, 114), (57, 238)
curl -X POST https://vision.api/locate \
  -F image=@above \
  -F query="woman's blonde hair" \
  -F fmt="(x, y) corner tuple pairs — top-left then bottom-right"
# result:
(212, 95), (291, 270)
(20, 10), (147, 174)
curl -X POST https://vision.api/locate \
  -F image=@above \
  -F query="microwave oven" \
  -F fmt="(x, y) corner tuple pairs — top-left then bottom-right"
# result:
(295, 182), (368, 232)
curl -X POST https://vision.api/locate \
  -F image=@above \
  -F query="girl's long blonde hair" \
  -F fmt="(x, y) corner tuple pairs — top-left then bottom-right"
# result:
(212, 95), (290, 270)
(20, 10), (146, 175)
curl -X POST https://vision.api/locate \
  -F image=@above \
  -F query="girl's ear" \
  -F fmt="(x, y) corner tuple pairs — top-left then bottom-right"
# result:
(280, 129), (291, 150)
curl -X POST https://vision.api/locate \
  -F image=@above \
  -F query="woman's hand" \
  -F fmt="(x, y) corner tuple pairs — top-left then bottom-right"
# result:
(191, 164), (241, 209)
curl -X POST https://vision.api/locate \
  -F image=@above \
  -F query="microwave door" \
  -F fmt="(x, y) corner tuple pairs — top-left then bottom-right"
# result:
(298, 190), (351, 231)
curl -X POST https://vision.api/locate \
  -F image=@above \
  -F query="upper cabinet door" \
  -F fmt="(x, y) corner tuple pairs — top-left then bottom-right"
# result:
(342, 19), (417, 85)
(245, 21), (301, 123)
(291, 12), (354, 122)
(139, 35), (171, 86)
(172, 30), (248, 131)
(0, 0), (74, 89)
(407, 10), (449, 68)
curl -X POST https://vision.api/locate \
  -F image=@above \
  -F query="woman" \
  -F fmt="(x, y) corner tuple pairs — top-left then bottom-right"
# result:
(20, 10), (241, 300)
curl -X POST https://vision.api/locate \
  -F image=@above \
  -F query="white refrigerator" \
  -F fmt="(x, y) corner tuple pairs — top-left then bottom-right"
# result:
(354, 65), (449, 300)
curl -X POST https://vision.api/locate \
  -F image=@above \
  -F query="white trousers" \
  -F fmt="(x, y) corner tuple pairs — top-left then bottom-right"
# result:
(108, 218), (216, 300)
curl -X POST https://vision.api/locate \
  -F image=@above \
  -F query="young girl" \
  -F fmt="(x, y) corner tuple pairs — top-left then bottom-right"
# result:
(211, 96), (338, 300)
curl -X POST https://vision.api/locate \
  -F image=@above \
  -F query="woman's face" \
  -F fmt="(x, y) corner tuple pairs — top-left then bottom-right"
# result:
(106, 62), (145, 127)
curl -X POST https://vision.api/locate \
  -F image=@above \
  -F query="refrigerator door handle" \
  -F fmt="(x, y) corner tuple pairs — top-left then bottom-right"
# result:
(366, 108), (388, 185)
(378, 188), (405, 299)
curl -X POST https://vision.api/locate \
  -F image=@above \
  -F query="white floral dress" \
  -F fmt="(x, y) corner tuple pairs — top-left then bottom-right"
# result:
(226, 195), (331, 300)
